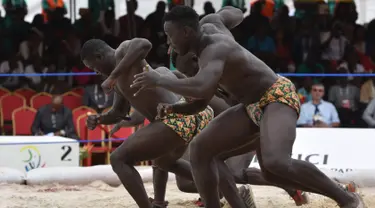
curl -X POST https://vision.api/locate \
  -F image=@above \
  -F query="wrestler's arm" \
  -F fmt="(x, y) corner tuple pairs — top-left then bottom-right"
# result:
(98, 92), (131, 125)
(115, 109), (145, 127)
(168, 70), (210, 115)
(109, 38), (152, 80)
(200, 6), (243, 30)
(157, 45), (225, 100)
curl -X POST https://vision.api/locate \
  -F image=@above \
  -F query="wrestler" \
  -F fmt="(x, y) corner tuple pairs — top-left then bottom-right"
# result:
(129, 6), (365, 208)
(80, 38), (250, 208)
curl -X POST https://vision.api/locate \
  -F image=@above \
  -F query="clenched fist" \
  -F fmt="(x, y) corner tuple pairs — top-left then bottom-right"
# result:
(86, 114), (100, 130)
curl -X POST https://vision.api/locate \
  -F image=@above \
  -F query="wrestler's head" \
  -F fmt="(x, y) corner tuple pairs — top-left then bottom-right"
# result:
(164, 5), (199, 56)
(80, 39), (115, 76)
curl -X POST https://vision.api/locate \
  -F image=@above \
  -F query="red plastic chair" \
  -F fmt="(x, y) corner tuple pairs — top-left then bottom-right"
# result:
(77, 114), (108, 166)
(0, 94), (26, 134)
(72, 106), (96, 132)
(107, 125), (134, 151)
(12, 106), (37, 135)
(71, 87), (84, 96)
(0, 87), (10, 99)
(63, 92), (82, 110)
(14, 88), (36, 106)
(30, 92), (52, 109)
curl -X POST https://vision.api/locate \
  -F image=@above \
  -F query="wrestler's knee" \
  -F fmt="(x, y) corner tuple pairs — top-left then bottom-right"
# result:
(176, 176), (194, 192)
(189, 139), (211, 164)
(110, 148), (132, 172)
(261, 154), (291, 176)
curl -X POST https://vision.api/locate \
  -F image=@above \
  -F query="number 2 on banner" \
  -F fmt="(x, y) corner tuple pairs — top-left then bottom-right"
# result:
(61, 145), (72, 161)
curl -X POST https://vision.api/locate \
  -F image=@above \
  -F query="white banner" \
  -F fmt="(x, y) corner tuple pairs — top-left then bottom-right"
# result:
(0, 136), (80, 173)
(250, 128), (375, 173)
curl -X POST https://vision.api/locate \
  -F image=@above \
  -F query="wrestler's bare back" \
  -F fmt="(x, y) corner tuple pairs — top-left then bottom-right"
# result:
(198, 15), (279, 105)
(113, 41), (181, 121)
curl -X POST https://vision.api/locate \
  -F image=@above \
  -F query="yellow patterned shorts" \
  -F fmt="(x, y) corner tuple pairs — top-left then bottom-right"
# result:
(246, 76), (300, 126)
(162, 105), (214, 143)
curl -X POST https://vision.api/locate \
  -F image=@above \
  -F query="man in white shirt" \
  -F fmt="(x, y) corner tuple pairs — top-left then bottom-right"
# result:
(298, 83), (340, 127)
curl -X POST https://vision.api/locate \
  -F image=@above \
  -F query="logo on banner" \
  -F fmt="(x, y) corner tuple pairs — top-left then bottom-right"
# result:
(20, 145), (46, 171)
(251, 153), (329, 166)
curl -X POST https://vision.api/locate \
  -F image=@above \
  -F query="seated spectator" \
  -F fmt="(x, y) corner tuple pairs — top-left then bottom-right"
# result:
(19, 27), (44, 64)
(321, 22), (349, 62)
(246, 24), (275, 55)
(297, 83), (340, 127)
(274, 29), (295, 72)
(352, 25), (367, 55)
(328, 73), (360, 127)
(31, 95), (78, 139)
(83, 77), (114, 112)
(296, 51), (325, 83)
(336, 50), (365, 74)
(297, 77), (313, 104)
(0, 52), (25, 90)
(360, 78), (375, 105)
(362, 98), (375, 127)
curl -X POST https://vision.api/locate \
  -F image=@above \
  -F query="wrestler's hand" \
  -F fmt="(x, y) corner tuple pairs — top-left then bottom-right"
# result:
(109, 120), (130, 137)
(86, 114), (100, 130)
(101, 77), (116, 94)
(156, 103), (173, 120)
(131, 69), (162, 96)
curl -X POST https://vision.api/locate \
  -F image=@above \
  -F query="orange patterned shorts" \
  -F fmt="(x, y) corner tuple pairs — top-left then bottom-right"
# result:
(162, 104), (214, 143)
(246, 76), (300, 126)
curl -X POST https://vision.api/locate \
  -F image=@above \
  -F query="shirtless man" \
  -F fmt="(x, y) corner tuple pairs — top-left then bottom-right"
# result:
(109, 50), (309, 207)
(129, 6), (365, 208)
(80, 37), (251, 208)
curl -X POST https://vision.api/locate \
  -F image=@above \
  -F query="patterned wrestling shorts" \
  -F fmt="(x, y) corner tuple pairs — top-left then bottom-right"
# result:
(161, 100), (214, 143)
(246, 76), (300, 126)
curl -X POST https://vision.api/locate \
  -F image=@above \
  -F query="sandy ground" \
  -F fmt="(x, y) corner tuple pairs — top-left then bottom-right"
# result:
(0, 181), (374, 208)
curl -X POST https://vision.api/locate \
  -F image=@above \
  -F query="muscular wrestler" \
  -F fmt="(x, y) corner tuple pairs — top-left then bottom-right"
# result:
(129, 6), (365, 208)
(110, 50), (309, 207)
(80, 37), (251, 208)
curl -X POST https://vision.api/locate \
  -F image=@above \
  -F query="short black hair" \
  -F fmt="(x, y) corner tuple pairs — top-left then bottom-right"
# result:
(80, 39), (110, 60)
(164, 5), (199, 31)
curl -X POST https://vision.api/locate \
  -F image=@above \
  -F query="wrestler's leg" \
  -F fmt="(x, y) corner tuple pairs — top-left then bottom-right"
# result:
(152, 166), (169, 206)
(174, 149), (198, 193)
(190, 104), (258, 208)
(110, 121), (185, 208)
(259, 103), (357, 206)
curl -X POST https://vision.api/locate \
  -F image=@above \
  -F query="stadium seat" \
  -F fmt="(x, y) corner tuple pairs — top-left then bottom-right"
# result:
(12, 106), (37, 135)
(72, 106), (96, 133)
(70, 87), (84, 96)
(14, 88), (36, 106)
(106, 125), (134, 151)
(62, 91), (82, 110)
(0, 94), (26, 134)
(77, 114), (108, 166)
(30, 92), (52, 109)
(0, 87), (10, 99)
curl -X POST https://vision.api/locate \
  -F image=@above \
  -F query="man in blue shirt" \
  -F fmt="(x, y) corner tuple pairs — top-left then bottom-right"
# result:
(297, 83), (340, 127)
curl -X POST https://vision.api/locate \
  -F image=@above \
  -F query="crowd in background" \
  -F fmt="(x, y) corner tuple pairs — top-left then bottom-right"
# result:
(1, 0), (375, 135)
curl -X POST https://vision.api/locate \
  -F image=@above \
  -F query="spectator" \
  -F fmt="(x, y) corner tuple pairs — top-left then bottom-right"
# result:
(296, 51), (325, 81)
(31, 95), (78, 139)
(352, 25), (367, 55)
(297, 83), (340, 127)
(274, 29), (294, 72)
(144, 1), (168, 66)
(222, 0), (245, 12)
(362, 98), (375, 127)
(199, 1), (215, 20)
(41, 0), (66, 23)
(336, 50), (365, 74)
(83, 77), (114, 112)
(99, 9), (119, 37)
(297, 77), (313, 104)
(328, 70), (360, 127)
(119, 0), (144, 41)
(321, 22), (349, 62)
(88, 0), (114, 22)
(360, 78), (375, 105)
(0, 51), (25, 90)
(19, 27), (44, 63)
(246, 24), (275, 56)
